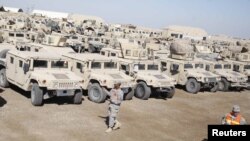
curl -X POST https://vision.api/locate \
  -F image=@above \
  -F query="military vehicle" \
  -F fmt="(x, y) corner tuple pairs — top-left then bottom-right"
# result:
(63, 53), (135, 103)
(2, 30), (30, 45)
(0, 50), (83, 106)
(227, 52), (250, 89)
(199, 57), (249, 91)
(101, 39), (176, 99)
(83, 36), (106, 53)
(159, 42), (220, 93)
(64, 34), (85, 53)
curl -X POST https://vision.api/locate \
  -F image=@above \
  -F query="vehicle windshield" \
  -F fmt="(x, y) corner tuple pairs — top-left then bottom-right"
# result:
(91, 62), (101, 69)
(33, 60), (48, 68)
(104, 62), (118, 69)
(72, 36), (78, 39)
(214, 64), (222, 69)
(184, 64), (193, 69)
(244, 65), (250, 70)
(224, 64), (231, 69)
(16, 34), (24, 37)
(148, 64), (159, 71)
(195, 64), (204, 69)
(134, 64), (145, 70)
(51, 60), (68, 69)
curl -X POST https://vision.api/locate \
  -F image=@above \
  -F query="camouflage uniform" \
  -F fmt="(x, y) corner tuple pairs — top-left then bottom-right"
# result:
(108, 88), (124, 128)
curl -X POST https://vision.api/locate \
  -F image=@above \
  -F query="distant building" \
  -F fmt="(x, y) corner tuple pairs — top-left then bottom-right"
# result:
(0, 6), (23, 13)
(68, 14), (105, 27)
(162, 25), (207, 40)
(32, 10), (69, 19)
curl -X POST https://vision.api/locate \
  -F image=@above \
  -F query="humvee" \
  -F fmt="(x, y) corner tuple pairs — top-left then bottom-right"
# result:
(226, 53), (250, 89)
(200, 57), (249, 91)
(83, 36), (106, 53)
(160, 53), (221, 93)
(64, 34), (85, 53)
(0, 50), (83, 106)
(100, 40), (176, 99)
(3, 30), (30, 45)
(63, 53), (135, 103)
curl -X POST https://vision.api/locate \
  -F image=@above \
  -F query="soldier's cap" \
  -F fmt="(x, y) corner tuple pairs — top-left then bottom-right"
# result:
(114, 81), (122, 85)
(232, 105), (240, 112)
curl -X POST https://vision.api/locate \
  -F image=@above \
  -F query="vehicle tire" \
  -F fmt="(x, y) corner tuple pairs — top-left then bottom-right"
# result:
(135, 82), (151, 100)
(185, 78), (201, 94)
(88, 83), (106, 103)
(218, 78), (230, 91)
(167, 87), (175, 98)
(72, 90), (82, 104)
(210, 83), (218, 92)
(31, 83), (43, 106)
(124, 88), (134, 100)
(0, 69), (9, 88)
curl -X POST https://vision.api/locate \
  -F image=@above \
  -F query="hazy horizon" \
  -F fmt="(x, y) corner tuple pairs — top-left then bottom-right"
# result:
(1, 0), (250, 38)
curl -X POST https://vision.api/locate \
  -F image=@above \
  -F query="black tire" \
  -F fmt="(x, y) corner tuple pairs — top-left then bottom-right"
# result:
(185, 78), (201, 94)
(31, 83), (43, 106)
(88, 83), (106, 103)
(124, 88), (134, 100)
(0, 69), (9, 88)
(72, 90), (82, 104)
(210, 83), (218, 92)
(167, 87), (175, 98)
(218, 78), (230, 91)
(135, 82), (151, 100)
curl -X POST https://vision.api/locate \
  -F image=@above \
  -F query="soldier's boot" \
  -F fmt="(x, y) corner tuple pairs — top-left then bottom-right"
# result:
(105, 127), (113, 133)
(113, 120), (121, 130)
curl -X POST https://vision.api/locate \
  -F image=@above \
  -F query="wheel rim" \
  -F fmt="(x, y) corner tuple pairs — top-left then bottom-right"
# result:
(190, 82), (195, 89)
(136, 85), (145, 98)
(0, 73), (4, 85)
(90, 87), (101, 100)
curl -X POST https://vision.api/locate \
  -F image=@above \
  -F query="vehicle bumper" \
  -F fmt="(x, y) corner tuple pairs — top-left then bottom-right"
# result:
(155, 87), (174, 93)
(231, 82), (250, 88)
(49, 89), (76, 97)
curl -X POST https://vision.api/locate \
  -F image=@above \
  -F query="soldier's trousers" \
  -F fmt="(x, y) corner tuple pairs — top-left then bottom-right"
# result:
(108, 103), (120, 128)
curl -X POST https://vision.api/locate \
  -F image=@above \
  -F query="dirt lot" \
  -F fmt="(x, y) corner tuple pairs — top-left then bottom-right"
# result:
(0, 86), (249, 141)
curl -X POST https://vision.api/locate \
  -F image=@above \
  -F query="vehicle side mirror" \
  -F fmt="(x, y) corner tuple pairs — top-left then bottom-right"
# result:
(23, 63), (29, 74)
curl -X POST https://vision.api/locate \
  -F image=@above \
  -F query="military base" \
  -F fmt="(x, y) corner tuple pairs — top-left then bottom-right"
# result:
(0, 5), (250, 141)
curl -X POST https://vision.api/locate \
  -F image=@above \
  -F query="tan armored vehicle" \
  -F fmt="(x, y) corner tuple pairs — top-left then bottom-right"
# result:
(101, 40), (176, 99)
(200, 57), (249, 91)
(227, 53), (250, 89)
(83, 36), (106, 53)
(0, 50), (83, 106)
(2, 30), (30, 45)
(64, 35), (84, 53)
(63, 53), (135, 103)
(159, 42), (221, 93)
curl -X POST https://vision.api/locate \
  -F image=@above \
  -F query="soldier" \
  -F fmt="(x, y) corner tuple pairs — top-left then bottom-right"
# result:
(105, 82), (124, 133)
(221, 105), (247, 125)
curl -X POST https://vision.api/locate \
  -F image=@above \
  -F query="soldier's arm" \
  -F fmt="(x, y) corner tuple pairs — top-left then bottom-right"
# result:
(240, 117), (247, 125)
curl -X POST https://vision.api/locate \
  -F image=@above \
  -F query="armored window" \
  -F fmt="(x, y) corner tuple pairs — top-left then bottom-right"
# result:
(135, 64), (145, 70)
(121, 65), (129, 71)
(111, 53), (116, 57)
(35, 49), (39, 52)
(125, 50), (131, 56)
(205, 65), (210, 71)
(91, 62), (101, 69)
(184, 64), (193, 69)
(148, 65), (159, 70)
(33, 60), (47, 68)
(10, 57), (14, 64)
(16, 34), (24, 37)
(224, 64), (231, 69)
(76, 62), (82, 69)
(195, 64), (204, 69)
(9, 33), (14, 37)
(104, 62), (117, 69)
(27, 47), (31, 51)
(52, 61), (68, 68)
(233, 65), (240, 71)
(214, 64), (222, 69)
(19, 60), (23, 68)
(101, 51), (105, 56)
(161, 62), (167, 67)
(72, 36), (78, 40)
(244, 65), (250, 70)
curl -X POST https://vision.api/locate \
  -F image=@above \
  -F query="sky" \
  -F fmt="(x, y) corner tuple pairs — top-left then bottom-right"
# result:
(1, 0), (250, 38)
